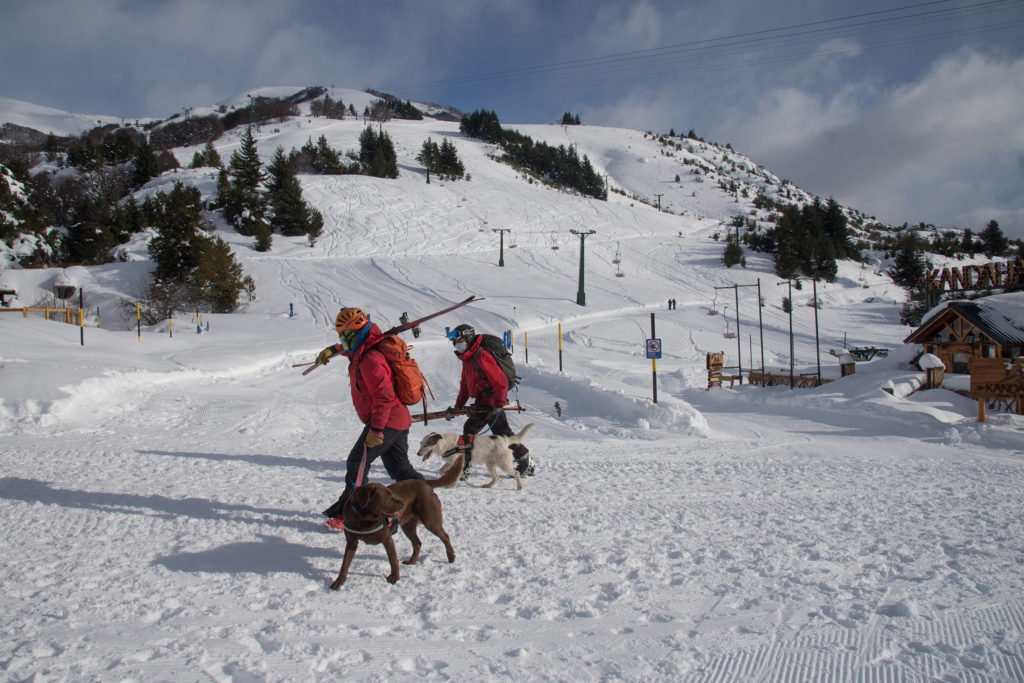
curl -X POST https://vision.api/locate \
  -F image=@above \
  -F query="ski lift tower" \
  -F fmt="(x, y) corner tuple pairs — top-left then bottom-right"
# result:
(493, 228), (511, 267)
(570, 229), (596, 306)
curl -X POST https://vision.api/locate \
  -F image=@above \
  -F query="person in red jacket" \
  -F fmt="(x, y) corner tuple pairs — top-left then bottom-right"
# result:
(316, 307), (424, 530)
(446, 323), (535, 478)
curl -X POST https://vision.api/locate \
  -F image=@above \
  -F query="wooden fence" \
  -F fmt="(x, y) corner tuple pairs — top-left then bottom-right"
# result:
(746, 370), (832, 388)
(0, 307), (81, 324)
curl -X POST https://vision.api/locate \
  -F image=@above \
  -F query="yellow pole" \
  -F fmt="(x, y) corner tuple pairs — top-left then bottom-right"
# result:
(558, 322), (563, 372)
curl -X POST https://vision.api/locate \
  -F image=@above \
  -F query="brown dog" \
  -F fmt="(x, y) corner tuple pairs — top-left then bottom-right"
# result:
(330, 454), (462, 589)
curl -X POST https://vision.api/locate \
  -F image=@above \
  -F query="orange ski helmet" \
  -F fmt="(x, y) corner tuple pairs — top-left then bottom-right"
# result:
(335, 307), (369, 333)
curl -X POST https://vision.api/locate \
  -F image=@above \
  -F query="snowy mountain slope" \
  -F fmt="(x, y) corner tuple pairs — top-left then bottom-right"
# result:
(2, 98), (915, 423)
(0, 95), (132, 136)
(1, 88), (1023, 681)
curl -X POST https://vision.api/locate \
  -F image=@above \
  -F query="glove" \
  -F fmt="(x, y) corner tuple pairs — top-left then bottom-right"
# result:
(316, 346), (335, 365)
(365, 430), (384, 449)
(444, 406), (456, 421)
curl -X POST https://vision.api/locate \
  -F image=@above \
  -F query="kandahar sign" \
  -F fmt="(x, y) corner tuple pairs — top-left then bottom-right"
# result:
(970, 358), (1024, 400)
(925, 259), (1024, 293)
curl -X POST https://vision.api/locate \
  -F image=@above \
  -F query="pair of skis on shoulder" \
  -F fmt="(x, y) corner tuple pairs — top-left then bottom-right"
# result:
(293, 295), (480, 376)
(411, 401), (563, 424)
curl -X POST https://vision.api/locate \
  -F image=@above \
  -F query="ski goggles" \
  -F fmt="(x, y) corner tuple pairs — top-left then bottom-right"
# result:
(447, 329), (465, 341)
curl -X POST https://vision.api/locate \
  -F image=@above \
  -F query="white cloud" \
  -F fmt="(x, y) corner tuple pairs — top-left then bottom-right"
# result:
(724, 48), (1024, 236)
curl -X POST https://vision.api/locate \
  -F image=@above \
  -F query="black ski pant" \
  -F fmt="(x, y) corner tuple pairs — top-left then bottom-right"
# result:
(323, 425), (423, 518)
(462, 406), (529, 462)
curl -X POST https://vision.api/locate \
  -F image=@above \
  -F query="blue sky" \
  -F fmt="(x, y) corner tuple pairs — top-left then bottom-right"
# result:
(3, 0), (1023, 237)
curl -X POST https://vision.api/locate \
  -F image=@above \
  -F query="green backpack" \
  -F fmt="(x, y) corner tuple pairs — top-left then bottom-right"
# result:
(474, 334), (519, 389)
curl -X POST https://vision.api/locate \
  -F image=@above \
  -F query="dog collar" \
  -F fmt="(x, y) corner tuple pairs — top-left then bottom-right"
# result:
(346, 504), (396, 535)
(345, 522), (389, 535)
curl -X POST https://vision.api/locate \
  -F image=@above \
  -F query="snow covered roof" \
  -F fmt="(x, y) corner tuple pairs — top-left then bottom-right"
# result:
(906, 292), (1024, 345)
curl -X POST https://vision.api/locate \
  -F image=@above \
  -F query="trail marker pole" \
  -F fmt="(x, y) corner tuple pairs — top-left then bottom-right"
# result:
(813, 278), (821, 385)
(787, 279), (794, 388)
(757, 279), (765, 384)
(647, 313), (661, 404)
(558, 323), (563, 371)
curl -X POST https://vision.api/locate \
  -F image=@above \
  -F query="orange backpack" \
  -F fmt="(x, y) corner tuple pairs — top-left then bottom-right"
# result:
(367, 334), (429, 406)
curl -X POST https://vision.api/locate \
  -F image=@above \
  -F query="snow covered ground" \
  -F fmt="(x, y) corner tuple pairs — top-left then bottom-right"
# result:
(2, 93), (1024, 680)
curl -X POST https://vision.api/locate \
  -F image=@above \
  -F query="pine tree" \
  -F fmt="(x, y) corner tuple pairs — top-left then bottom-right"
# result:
(980, 219), (1008, 256)
(417, 137), (438, 170)
(132, 142), (159, 188)
(250, 216), (273, 252)
(147, 182), (204, 283)
(201, 141), (222, 168)
(315, 135), (343, 174)
(961, 229), (977, 257)
(887, 232), (928, 289)
(723, 228), (744, 268)
(821, 197), (854, 259)
(229, 127), (264, 192)
(224, 127), (267, 233)
(359, 126), (398, 178)
(417, 137), (439, 182)
(189, 235), (253, 312)
(438, 138), (464, 179)
(214, 167), (235, 215)
(773, 205), (802, 280)
(306, 208), (324, 246)
(266, 147), (311, 237)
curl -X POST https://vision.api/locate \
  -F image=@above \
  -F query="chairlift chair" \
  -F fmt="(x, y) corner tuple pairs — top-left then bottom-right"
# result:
(550, 233), (560, 250)
(722, 304), (735, 338)
(708, 290), (720, 315)
(612, 242), (622, 264)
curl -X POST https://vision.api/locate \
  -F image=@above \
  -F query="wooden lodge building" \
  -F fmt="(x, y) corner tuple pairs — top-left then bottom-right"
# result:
(904, 292), (1024, 374)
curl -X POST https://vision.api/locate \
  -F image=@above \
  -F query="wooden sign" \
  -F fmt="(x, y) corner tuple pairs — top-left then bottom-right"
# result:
(707, 352), (724, 389)
(925, 259), (1024, 293)
(970, 358), (1024, 400)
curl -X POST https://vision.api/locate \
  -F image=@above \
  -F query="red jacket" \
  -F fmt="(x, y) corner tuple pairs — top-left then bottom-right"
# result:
(335, 323), (411, 431)
(454, 335), (508, 409)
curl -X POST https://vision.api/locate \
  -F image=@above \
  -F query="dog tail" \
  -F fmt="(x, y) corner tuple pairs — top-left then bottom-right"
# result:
(427, 453), (463, 489)
(511, 423), (535, 443)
